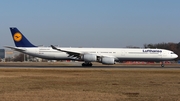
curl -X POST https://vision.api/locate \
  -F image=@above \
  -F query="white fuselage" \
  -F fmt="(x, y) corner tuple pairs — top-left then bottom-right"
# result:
(18, 47), (178, 61)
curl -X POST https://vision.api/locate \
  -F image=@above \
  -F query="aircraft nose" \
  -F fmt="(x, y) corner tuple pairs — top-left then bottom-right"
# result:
(174, 54), (178, 58)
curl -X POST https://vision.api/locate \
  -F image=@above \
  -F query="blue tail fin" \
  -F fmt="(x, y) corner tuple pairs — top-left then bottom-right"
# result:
(10, 27), (36, 47)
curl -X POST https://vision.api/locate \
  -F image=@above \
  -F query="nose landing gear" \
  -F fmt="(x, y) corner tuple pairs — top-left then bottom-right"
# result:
(161, 61), (164, 67)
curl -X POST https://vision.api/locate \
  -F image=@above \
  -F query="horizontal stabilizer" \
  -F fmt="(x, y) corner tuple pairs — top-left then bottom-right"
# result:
(4, 46), (26, 52)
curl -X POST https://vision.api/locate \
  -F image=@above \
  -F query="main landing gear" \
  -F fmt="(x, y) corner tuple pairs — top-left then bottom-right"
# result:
(82, 62), (92, 67)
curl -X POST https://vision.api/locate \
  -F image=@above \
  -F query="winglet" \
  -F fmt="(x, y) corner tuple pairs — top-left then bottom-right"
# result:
(10, 27), (36, 47)
(51, 45), (62, 51)
(51, 45), (58, 50)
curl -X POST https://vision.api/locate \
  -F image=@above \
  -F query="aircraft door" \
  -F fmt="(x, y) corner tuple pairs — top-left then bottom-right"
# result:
(35, 48), (39, 54)
(121, 51), (126, 57)
(161, 52), (167, 59)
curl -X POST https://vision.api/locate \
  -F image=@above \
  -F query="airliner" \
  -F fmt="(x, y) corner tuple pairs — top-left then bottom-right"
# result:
(5, 27), (178, 67)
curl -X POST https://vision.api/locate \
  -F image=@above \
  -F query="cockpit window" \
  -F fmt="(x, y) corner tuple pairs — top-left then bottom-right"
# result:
(171, 52), (175, 54)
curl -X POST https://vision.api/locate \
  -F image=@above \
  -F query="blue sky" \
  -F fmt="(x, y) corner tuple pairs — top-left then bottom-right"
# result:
(0, 0), (180, 48)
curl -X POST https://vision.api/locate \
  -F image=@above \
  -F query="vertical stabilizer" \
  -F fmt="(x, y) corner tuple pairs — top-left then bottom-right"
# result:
(10, 27), (36, 47)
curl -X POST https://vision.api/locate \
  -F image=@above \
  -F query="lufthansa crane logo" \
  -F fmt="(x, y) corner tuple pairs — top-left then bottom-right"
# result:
(13, 33), (22, 42)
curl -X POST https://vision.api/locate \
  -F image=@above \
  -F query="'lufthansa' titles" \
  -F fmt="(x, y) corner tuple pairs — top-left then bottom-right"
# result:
(143, 49), (162, 53)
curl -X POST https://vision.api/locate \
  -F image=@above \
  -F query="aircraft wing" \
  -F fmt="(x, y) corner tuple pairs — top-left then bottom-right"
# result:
(51, 45), (118, 60)
(4, 46), (26, 52)
(51, 45), (81, 57)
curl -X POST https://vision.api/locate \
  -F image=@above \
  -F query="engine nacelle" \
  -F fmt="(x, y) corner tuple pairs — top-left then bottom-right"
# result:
(83, 54), (97, 62)
(101, 57), (115, 65)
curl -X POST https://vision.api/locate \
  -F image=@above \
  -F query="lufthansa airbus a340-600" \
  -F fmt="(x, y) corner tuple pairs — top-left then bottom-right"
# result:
(5, 27), (178, 67)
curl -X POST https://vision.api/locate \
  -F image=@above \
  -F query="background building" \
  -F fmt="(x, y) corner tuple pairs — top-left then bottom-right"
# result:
(0, 49), (5, 58)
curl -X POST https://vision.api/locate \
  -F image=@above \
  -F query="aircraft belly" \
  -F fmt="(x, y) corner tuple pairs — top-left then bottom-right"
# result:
(36, 52), (71, 60)
(118, 54), (163, 61)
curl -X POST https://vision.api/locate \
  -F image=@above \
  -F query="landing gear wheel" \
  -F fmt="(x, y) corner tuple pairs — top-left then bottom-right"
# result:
(82, 63), (86, 67)
(161, 62), (164, 67)
(89, 63), (92, 66)
(82, 62), (93, 67)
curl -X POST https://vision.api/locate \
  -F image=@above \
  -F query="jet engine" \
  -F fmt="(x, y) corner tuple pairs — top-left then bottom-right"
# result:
(83, 54), (97, 62)
(101, 57), (115, 65)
